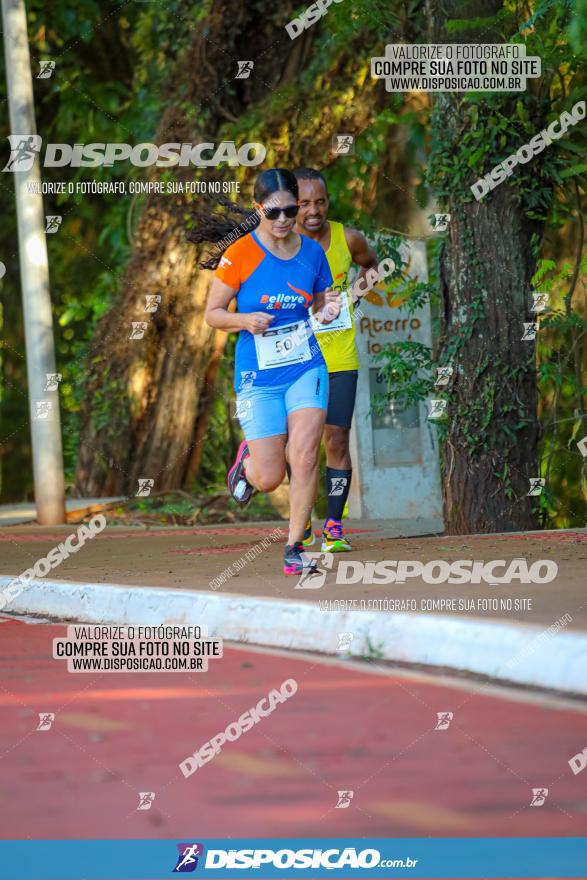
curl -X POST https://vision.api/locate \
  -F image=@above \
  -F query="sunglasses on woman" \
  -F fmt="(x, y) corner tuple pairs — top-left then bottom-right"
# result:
(257, 203), (300, 221)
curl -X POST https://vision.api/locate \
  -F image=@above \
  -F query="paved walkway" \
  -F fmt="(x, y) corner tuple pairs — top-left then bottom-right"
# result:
(0, 521), (585, 629)
(0, 498), (124, 526)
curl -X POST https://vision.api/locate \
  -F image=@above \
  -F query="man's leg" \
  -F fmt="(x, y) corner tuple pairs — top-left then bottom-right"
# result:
(322, 370), (357, 551)
(324, 423), (352, 515)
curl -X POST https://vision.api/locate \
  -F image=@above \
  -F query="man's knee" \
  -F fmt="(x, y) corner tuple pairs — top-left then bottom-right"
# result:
(325, 426), (350, 461)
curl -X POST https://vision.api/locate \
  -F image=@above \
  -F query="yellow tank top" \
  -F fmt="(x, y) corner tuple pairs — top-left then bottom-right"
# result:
(316, 220), (359, 373)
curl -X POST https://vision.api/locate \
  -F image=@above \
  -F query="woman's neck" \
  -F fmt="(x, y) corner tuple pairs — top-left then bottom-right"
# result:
(255, 226), (301, 258)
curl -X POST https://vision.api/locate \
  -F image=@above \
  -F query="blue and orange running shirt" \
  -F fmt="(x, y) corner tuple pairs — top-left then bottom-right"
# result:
(214, 230), (332, 392)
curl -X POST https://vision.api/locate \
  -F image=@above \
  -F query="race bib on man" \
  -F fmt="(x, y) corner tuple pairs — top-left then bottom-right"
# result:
(254, 320), (312, 370)
(310, 289), (352, 334)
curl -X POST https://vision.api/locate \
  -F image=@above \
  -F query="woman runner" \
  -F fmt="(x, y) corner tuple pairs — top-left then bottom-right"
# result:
(190, 169), (341, 576)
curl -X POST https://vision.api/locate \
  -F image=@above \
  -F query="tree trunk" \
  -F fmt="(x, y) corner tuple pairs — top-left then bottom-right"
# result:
(74, 206), (222, 495)
(439, 183), (541, 532)
(427, 0), (543, 533)
(74, 0), (305, 496)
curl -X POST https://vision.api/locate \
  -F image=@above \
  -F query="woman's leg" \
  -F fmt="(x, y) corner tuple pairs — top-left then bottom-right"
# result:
(244, 434), (287, 493)
(230, 384), (287, 496)
(286, 406), (326, 544)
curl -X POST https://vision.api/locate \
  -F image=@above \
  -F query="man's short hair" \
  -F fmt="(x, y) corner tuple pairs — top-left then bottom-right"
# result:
(293, 167), (328, 191)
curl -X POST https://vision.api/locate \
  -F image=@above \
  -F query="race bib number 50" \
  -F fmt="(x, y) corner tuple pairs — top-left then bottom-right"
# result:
(254, 320), (311, 370)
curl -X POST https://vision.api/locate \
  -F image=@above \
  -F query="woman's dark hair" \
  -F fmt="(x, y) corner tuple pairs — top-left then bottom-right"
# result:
(186, 168), (299, 269)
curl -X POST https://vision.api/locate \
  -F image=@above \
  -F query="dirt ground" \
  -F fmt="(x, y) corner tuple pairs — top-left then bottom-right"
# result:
(1, 521), (586, 630)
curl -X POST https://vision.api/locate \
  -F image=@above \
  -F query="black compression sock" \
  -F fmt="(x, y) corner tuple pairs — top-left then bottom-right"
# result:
(326, 467), (352, 521)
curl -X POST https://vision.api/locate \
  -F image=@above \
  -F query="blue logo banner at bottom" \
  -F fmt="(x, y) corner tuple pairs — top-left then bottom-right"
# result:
(0, 838), (586, 879)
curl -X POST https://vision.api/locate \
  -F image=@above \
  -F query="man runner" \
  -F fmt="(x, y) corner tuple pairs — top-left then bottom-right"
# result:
(294, 168), (378, 553)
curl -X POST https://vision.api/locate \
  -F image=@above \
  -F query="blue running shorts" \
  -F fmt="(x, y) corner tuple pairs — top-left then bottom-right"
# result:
(236, 364), (329, 441)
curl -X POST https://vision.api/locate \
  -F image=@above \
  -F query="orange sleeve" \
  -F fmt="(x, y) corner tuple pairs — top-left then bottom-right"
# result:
(214, 243), (241, 291)
(214, 234), (265, 290)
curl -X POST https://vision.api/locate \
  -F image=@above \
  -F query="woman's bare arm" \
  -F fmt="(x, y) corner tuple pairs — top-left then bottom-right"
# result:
(205, 277), (275, 335)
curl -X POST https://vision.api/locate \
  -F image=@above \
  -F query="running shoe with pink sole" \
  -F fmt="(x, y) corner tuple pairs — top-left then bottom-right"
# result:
(227, 440), (255, 507)
(283, 542), (318, 577)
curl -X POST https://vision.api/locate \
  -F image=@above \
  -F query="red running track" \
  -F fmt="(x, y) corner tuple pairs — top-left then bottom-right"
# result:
(1, 616), (586, 847)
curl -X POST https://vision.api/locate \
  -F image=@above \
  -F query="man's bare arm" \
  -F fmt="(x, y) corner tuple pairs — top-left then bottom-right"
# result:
(344, 227), (379, 301)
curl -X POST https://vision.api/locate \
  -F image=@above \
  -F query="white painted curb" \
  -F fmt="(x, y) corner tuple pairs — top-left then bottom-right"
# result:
(2, 576), (586, 695)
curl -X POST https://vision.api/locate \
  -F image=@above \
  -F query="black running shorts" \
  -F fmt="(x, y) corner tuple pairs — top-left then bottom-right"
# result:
(326, 370), (358, 429)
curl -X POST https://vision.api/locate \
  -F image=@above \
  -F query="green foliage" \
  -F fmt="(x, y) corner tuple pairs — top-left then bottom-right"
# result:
(359, 633), (385, 661)
(426, 0), (586, 221)
(372, 0), (587, 526)
(193, 337), (237, 493)
(371, 342), (435, 413)
(534, 256), (587, 526)
(0, 0), (585, 534)
(568, 0), (587, 53)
